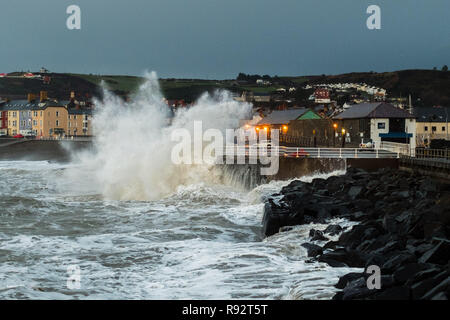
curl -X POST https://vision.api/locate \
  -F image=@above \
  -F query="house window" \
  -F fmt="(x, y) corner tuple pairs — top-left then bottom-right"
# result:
(378, 122), (385, 129)
(56, 111), (59, 117)
(33, 120), (37, 126)
(432, 126), (436, 132)
(443, 126), (446, 132)
(74, 115), (77, 120)
(424, 126), (428, 132)
(56, 120), (59, 126)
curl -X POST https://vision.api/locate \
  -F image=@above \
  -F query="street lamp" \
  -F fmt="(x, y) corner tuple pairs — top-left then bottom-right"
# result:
(333, 123), (338, 147)
(341, 128), (346, 148)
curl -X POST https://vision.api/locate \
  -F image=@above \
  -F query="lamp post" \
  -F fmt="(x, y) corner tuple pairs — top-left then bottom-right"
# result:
(333, 123), (338, 147)
(313, 129), (317, 147)
(342, 128), (346, 148)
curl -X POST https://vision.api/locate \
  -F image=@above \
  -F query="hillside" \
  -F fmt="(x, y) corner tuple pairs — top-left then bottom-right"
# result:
(290, 69), (450, 106)
(0, 69), (448, 106)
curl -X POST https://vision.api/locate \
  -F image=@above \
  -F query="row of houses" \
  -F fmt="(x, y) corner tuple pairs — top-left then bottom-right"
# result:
(0, 91), (93, 138)
(248, 102), (450, 149)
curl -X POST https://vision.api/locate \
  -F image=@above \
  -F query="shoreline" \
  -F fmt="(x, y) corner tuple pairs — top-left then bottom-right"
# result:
(262, 167), (450, 300)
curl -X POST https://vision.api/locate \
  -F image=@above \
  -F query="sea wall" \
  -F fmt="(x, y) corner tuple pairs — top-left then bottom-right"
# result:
(0, 139), (93, 162)
(218, 157), (346, 189)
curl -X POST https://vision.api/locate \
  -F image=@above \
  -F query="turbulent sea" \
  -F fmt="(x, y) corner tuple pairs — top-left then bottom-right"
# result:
(0, 160), (360, 300)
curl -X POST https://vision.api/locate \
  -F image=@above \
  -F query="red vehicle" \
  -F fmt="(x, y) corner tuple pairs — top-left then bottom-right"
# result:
(13, 134), (24, 138)
(283, 148), (309, 158)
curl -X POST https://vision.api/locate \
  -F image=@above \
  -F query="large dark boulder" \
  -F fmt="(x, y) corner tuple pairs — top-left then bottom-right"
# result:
(301, 243), (323, 257)
(341, 277), (374, 300)
(261, 201), (303, 237)
(309, 229), (328, 241)
(324, 224), (343, 236)
(393, 263), (430, 284)
(335, 272), (364, 289)
(419, 238), (450, 265)
(318, 248), (367, 268)
(410, 270), (449, 299)
(374, 286), (410, 300)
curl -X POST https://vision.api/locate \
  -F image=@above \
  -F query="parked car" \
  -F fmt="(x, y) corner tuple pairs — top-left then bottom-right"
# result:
(13, 134), (24, 139)
(359, 138), (374, 148)
(283, 148), (309, 158)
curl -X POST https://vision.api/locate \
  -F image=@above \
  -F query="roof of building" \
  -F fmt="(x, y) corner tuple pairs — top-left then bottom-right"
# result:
(0, 99), (69, 111)
(67, 108), (93, 115)
(257, 108), (310, 125)
(414, 106), (450, 122)
(333, 102), (415, 119)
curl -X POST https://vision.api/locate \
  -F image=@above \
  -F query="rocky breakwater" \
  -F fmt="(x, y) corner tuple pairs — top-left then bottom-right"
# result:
(262, 168), (450, 300)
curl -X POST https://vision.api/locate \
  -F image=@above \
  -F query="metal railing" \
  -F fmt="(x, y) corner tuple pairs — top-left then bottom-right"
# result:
(415, 148), (450, 161)
(221, 146), (399, 159)
(379, 141), (414, 157)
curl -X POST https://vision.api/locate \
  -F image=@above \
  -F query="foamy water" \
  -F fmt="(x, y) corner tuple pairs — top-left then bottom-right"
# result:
(0, 161), (359, 299)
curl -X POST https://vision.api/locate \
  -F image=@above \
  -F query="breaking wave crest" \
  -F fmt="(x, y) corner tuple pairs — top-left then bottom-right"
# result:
(64, 72), (252, 200)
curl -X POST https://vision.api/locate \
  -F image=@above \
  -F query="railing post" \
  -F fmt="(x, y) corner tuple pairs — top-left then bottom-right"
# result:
(339, 148), (342, 158)
(318, 148), (321, 158)
(355, 149), (357, 158)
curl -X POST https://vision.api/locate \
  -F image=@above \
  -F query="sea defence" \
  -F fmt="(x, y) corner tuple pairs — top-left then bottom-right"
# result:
(0, 139), (93, 162)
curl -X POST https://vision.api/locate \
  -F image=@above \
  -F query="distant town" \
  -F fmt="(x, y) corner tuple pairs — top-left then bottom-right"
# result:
(0, 67), (449, 154)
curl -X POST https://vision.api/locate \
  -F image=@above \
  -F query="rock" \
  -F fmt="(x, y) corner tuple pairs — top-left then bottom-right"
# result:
(374, 286), (410, 300)
(341, 277), (374, 300)
(430, 292), (448, 300)
(279, 226), (295, 233)
(335, 272), (364, 289)
(338, 225), (366, 248)
(421, 277), (450, 300)
(301, 243), (323, 257)
(318, 248), (367, 268)
(420, 177), (438, 193)
(324, 224), (343, 236)
(309, 229), (328, 241)
(411, 270), (449, 299)
(419, 238), (450, 265)
(393, 263), (430, 284)
(262, 201), (304, 237)
(392, 190), (410, 199)
(382, 252), (417, 272)
(353, 199), (373, 210)
(323, 240), (339, 250)
(348, 186), (363, 199)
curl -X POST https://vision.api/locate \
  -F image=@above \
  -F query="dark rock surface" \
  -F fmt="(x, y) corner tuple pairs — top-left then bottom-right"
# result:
(262, 167), (450, 300)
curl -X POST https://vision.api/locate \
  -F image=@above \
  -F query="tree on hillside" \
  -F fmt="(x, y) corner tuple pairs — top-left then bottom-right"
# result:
(442, 65), (448, 72)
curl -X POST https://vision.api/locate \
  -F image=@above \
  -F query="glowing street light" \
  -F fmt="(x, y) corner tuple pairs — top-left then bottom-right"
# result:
(341, 128), (346, 148)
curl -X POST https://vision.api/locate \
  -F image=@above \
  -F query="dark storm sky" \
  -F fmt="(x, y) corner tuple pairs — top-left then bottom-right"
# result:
(0, 0), (449, 78)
